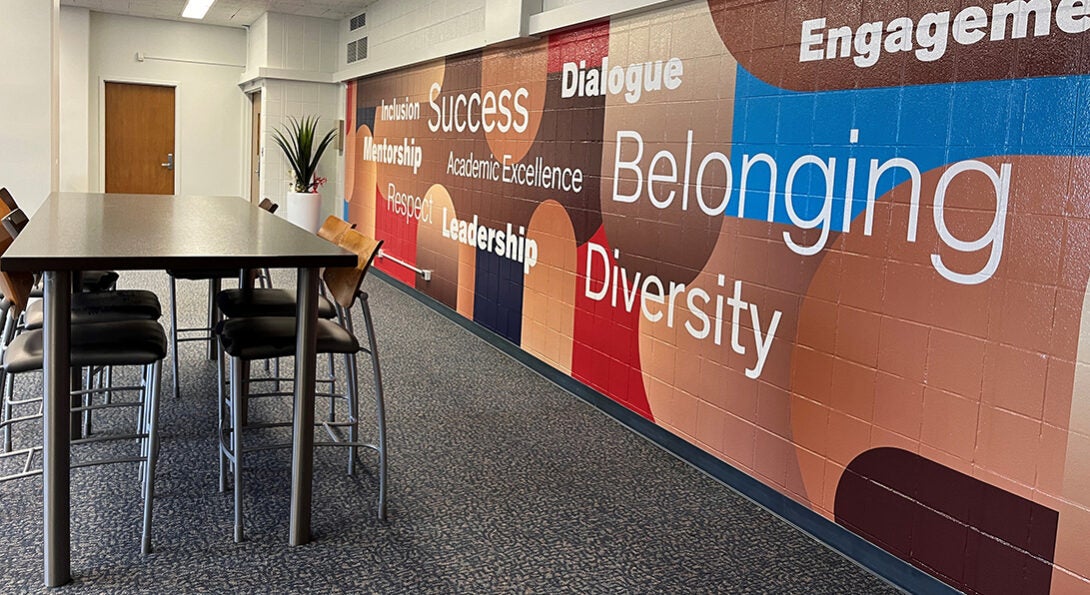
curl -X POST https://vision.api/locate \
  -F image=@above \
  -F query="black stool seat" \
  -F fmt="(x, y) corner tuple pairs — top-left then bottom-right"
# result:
(81, 270), (121, 291)
(28, 271), (120, 299)
(23, 290), (162, 330)
(217, 288), (337, 319)
(218, 317), (358, 360)
(167, 268), (239, 280)
(3, 320), (167, 374)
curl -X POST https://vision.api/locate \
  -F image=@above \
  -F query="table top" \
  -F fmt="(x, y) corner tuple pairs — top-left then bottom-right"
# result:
(1, 193), (356, 272)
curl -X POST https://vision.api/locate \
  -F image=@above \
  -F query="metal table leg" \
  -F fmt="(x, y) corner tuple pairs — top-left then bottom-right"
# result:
(70, 272), (82, 440)
(289, 267), (319, 546)
(43, 271), (72, 587)
(207, 277), (222, 360)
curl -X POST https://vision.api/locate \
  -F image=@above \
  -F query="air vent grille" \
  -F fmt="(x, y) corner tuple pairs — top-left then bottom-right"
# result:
(350, 12), (366, 31)
(347, 37), (368, 63)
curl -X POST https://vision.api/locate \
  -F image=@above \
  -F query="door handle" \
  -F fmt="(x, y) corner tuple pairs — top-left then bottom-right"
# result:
(161, 153), (174, 170)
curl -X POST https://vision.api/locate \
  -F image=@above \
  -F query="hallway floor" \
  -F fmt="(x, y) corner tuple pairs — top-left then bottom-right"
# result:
(0, 270), (897, 593)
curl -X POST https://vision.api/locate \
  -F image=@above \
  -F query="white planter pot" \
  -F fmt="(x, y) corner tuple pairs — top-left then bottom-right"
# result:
(285, 191), (322, 233)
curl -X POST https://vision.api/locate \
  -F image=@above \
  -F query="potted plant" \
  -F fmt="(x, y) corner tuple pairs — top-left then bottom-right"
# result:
(273, 115), (336, 233)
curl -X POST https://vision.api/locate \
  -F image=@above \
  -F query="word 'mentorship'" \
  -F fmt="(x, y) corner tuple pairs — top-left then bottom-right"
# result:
(612, 129), (1011, 286)
(800, 0), (1090, 67)
(362, 136), (423, 174)
(584, 244), (782, 379)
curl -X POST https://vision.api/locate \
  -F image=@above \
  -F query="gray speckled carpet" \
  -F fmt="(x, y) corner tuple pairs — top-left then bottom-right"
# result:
(0, 270), (898, 594)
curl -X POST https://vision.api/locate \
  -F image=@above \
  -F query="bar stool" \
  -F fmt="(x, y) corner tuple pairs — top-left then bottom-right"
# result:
(254, 199), (279, 289)
(167, 199), (280, 399)
(214, 215), (345, 411)
(0, 321), (167, 554)
(0, 210), (162, 450)
(0, 188), (15, 211)
(216, 229), (387, 541)
(167, 267), (237, 398)
(214, 215), (348, 320)
(0, 225), (168, 555)
(2, 289), (162, 447)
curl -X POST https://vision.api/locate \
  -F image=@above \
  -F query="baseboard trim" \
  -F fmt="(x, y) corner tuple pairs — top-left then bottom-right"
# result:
(372, 269), (957, 595)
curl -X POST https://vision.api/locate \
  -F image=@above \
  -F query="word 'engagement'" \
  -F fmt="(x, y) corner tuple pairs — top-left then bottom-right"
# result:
(800, 0), (1090, 67)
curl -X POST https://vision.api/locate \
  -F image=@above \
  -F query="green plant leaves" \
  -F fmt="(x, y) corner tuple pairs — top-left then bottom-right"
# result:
(273, 115), (336, 192)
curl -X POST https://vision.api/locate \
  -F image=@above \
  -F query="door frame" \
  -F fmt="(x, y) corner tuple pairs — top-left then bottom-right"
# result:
(98, 77), (181, 194)
(245, 87), (263, 204)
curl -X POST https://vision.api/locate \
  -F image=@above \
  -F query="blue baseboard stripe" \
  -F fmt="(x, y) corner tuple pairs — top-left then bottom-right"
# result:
(372, 268), (958, 595)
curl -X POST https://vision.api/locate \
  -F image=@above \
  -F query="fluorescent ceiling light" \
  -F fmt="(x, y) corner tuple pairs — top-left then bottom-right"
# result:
(181, 0), (216, 19)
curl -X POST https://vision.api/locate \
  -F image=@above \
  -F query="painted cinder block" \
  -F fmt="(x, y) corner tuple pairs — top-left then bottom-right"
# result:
(342, 0), (1090, 591)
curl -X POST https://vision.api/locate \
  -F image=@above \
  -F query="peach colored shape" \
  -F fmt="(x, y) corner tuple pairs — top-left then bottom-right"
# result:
(416, 184), (460, 310)
(639, 215), (822, 495)
(787, 156), (1090, 590)
(348, 123), (377, 238)
(481, 43), (547, 164)
(600, 2), (739, 287)
(522, 200), (577, 374)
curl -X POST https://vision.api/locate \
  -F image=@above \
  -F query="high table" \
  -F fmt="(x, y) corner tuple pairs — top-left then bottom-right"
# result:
(0, 193), (356, 587)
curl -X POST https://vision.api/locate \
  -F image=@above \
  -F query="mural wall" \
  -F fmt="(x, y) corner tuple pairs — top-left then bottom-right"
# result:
(345, 1), (1090, 592)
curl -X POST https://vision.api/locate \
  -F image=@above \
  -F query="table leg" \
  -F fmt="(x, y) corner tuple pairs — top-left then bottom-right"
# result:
(207, 277), (222, 360)
(237, 269), (252, 426)
(43, 271), (72, 587)
(70, 272), (82, 440)
(289, 267), (319, 546)
(238, 268), (255, 299)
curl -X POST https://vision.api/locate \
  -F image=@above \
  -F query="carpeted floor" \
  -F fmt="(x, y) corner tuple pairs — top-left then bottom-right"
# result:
(0, 270), (899, 594)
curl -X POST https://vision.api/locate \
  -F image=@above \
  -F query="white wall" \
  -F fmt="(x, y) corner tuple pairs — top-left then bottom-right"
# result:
(60, 6), (90, 192)
(87, 12), (247, 196)
(336, 0), (488, 80)
(0, 1), (57, 214)
(247, 13), (269, 72)
(335, 0), (679, 80)
(542, 0), (583, 8)
(244, 12), (343, 218)
(261, 80), (341, 215)
(266, 11), (340, 73)
(529, 0), (674, 35)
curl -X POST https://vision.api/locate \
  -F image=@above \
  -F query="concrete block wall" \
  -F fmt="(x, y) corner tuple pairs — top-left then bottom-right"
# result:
(244, 12), (344, 217)
(357, 0), (485, 58)
(341, 0), (1090, 592)
(259, 79), (342, 213)
(265, 12), (340, 73)
(335, 0), (678, 81)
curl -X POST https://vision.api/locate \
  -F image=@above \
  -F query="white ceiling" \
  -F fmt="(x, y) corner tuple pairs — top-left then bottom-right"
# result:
(60, 0), (376, 28)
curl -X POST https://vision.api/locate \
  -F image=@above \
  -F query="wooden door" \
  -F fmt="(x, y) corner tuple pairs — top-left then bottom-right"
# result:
(249, 90), (262, 203)
(105, 82), (175, 194)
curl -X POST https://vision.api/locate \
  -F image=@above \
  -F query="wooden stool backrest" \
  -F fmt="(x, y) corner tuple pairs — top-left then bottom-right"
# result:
(317, 215), (353, 245)
(0, 188), (17, 212)
(0, 220), (35, 315)
(2, 208), (29, 238)
(323, 228), (382, 310)
(258, 198), (279, 214)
